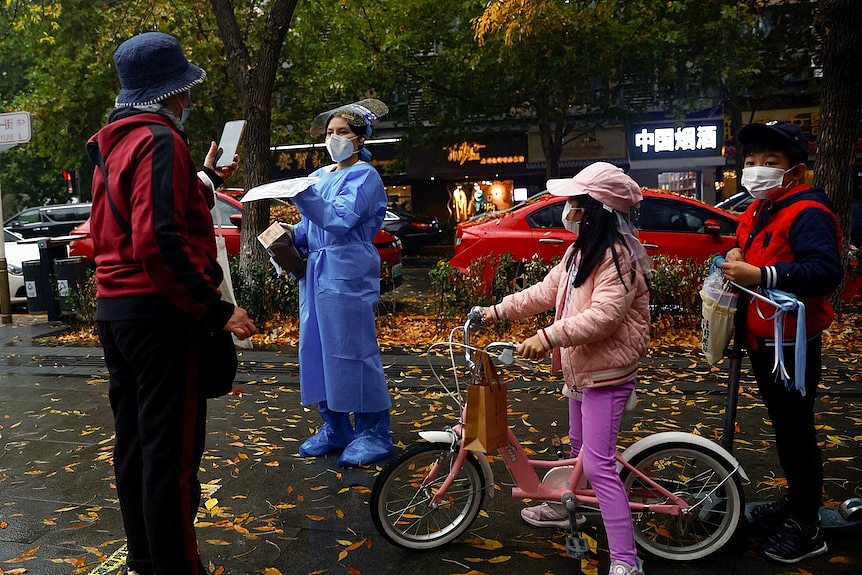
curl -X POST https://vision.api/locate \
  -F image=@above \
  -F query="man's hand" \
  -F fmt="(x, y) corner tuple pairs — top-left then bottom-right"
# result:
(204, 141), (239, 181)
(517, 334), (549, 360)
(224, 306), (257, 340)
(724, 247), (744, 262)
(719, 260), (761, 287)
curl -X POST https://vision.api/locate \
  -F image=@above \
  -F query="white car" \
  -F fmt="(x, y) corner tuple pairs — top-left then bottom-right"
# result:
(4, 228), (40, 306)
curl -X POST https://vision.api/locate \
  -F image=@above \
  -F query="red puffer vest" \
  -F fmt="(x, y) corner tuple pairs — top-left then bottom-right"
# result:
(736, 185), (840, 348)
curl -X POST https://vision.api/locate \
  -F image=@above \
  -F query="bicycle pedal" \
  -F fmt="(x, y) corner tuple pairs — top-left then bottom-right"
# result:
(551, 437), (565, 459)
(565, 533), (589, 559)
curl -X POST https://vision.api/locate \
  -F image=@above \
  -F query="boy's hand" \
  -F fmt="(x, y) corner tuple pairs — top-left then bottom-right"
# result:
(517, 334), (549, 360)
(724, 247), (744, 262)
(719, 260), (761, 287)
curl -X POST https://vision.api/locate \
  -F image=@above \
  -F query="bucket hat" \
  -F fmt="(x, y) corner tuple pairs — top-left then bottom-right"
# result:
(309, 99), (389, 137)
(114, 32), (206, 107)
(547, 162), (642, 214)
(737, 121), (808, 160)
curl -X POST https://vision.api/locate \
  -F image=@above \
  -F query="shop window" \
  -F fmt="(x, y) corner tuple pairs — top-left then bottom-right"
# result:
(658, 171), (699, 197)
(448, 180), (514, 222)
(386, 185), (413, 211)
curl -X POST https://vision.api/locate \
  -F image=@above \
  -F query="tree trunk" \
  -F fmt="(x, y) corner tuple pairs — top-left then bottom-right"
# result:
(210, 0), (299, 278)
(814, 0), (862, 311)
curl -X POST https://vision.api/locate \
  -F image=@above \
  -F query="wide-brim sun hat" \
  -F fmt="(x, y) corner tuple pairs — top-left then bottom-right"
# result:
(737, 120), (808, 160)
(547, 162), (642, 214)
(309, 99), (389, 137)
(114, 32), (207, 107)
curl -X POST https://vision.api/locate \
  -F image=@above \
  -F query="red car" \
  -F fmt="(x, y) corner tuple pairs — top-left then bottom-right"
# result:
(69, 192), (404, 291)
(450, 190), (739, 271)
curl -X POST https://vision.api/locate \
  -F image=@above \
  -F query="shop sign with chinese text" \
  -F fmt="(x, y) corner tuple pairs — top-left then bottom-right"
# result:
(628, 119), (723, 162)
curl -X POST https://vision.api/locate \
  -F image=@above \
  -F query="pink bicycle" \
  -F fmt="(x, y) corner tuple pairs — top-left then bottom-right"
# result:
(370, 309), (748, 561)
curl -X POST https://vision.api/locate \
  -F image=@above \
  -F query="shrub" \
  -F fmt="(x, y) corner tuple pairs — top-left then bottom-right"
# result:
(230, 258), (299, 326)
(65, 269), (97, 329)
(650, 256), (710, 328)
(431, 252), (709, 334)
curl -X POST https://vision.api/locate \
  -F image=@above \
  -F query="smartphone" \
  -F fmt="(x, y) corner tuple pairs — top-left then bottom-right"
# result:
(216, 120), (246, 167)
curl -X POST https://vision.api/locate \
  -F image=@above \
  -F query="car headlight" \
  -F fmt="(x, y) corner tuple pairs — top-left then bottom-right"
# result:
(8, 263), (23, 276)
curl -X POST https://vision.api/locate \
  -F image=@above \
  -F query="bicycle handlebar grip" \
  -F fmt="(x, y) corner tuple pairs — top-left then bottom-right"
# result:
(467, 306), (485, 330)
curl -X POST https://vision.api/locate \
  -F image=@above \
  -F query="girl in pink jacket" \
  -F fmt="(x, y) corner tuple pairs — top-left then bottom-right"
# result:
(481, 162), (651, 575)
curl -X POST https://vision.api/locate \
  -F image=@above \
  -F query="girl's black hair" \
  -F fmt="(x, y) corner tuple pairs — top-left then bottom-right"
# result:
(565, 195), (635, 289)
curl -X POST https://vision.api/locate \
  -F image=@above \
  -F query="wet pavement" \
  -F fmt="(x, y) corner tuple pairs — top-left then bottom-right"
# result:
(0, 312), (860, 575)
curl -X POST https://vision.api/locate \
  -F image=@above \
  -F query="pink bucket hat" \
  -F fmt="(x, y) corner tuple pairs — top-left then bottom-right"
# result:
(547, 162), (642, 214)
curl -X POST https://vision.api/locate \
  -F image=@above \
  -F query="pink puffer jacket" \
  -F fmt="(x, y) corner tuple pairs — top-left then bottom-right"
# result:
(492, 244), (650, 390)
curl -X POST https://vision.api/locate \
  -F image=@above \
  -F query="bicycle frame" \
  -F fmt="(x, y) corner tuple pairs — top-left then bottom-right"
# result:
(423, 308), (744, 525)
(430, 411), (691, 517)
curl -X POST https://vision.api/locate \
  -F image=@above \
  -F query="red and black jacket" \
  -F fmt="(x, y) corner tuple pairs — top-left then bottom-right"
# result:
(735, 184), (843, 348)
(87, 109), (233, 329)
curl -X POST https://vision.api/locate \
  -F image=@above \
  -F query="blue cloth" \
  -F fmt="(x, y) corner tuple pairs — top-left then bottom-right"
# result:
(291, 161), (390, 413)
(765, 289), (807, 396)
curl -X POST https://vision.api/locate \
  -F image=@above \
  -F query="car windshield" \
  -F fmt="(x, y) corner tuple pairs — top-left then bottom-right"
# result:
(213, 197), (241, 226)
(4, 229), (23, 242)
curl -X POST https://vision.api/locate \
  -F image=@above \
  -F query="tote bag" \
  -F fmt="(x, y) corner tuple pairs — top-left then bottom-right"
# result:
(214, 199), (252, 350)
(700, 270), (737, 364)
(462, 351), (509, 453)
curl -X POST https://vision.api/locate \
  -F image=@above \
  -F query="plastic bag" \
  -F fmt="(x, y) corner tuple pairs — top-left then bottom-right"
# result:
(700, 268), (738, 364)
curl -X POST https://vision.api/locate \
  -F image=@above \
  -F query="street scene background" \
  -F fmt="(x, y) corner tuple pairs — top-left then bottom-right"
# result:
(0, 264), (859, 575)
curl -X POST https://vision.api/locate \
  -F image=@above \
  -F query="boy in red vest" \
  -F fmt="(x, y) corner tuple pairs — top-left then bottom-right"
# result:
(720, 121), (842, 564)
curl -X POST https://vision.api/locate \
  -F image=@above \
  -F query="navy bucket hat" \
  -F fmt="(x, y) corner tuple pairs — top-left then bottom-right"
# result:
(113, 32), (206, 107)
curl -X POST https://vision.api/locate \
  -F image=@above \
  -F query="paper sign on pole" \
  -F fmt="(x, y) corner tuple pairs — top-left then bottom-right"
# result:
(0, 111), (32, 323)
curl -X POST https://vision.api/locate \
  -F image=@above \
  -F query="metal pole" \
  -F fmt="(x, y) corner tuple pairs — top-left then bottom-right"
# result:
(0, 178), (13, 324)
(721, 297), (749, 453)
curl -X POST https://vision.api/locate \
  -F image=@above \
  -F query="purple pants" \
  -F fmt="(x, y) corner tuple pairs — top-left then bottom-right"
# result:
(569, 380), (637, 565)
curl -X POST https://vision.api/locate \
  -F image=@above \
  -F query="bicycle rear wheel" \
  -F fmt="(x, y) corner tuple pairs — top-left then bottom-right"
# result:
(371, 442), (485, 550)
(621, 443), (744, 561)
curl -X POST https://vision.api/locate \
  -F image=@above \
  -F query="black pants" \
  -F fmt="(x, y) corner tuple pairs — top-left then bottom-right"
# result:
(748, 336), (823, 524)
(98, 317), (207, 575)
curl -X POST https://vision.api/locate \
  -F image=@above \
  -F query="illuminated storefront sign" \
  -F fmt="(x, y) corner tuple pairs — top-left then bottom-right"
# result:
(629, 120), (723, 161)
(445, 142), (525, 166)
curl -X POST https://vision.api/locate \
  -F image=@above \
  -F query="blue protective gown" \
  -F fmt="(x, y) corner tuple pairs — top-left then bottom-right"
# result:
(291, 161), (390, 413)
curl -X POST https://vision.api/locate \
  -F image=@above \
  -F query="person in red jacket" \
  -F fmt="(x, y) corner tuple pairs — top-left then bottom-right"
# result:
(88, 32), (256, 575)
(720, 121), (842, 564)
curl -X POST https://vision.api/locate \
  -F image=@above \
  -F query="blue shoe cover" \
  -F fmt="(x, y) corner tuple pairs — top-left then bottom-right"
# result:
(298, 402), (354, 457)
(337, 410), (394, 467)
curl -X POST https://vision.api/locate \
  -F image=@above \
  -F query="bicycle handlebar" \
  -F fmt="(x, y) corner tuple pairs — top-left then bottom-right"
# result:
(463, 306), (518, 368)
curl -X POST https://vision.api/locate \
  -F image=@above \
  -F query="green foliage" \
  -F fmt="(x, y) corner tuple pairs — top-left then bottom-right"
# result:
(431, 251), (711, 333)
(650, 255), (711, 328)
(429, 253), (554, 326)
(230, 258), (298, 326)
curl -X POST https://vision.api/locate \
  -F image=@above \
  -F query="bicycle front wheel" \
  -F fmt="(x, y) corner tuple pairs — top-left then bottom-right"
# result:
(621, 443), (744, 561)
(371, 442), (486, 550)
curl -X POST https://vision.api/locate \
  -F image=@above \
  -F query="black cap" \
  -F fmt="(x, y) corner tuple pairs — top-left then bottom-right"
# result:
(737, 121), (808, 160)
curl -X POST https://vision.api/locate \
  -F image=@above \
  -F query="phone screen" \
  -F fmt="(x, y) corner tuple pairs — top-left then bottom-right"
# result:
(216, 120), (246, 167)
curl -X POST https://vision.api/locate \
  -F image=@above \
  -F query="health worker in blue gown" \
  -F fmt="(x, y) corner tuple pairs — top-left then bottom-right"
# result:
(290, 99), (394, 467)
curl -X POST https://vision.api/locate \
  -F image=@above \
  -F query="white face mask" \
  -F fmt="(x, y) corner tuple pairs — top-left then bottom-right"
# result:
(741, 166), (793, 200)
(325, 133), (358, 162)
(561, 202), (580, 234)
(179, 93), (192, 125)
